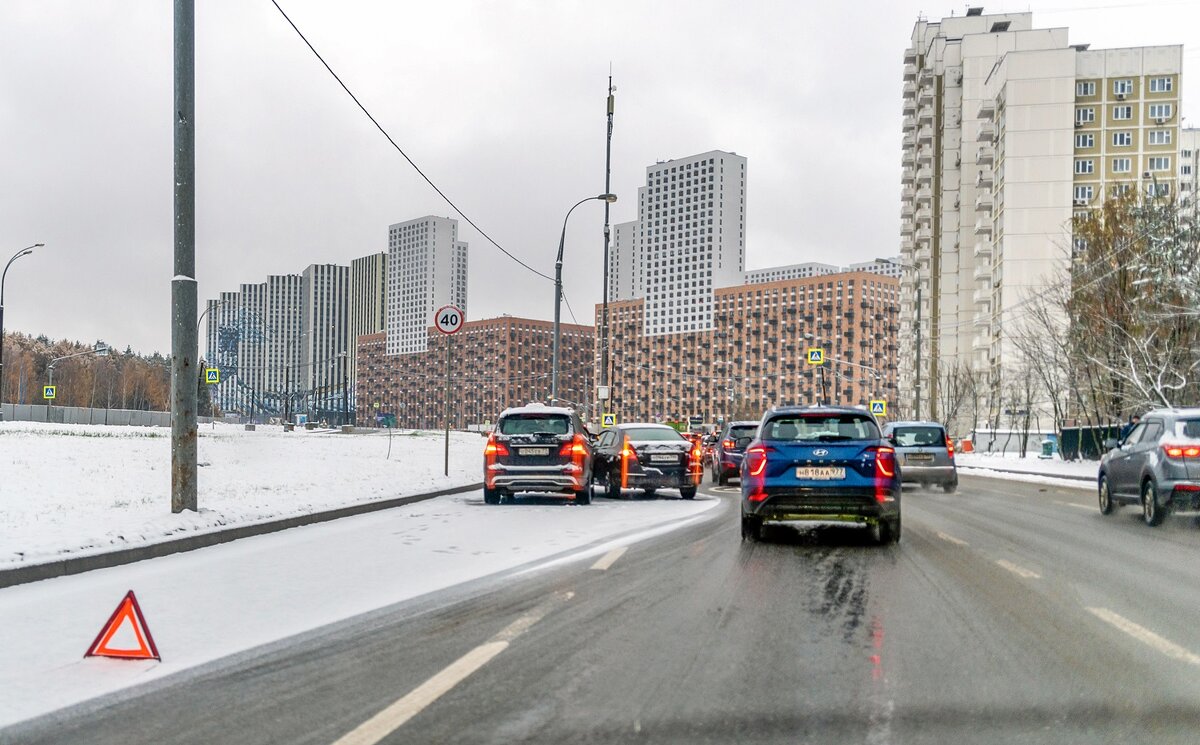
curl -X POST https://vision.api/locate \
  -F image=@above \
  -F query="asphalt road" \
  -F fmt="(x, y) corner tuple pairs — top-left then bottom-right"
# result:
(10, 474), (1200, 744)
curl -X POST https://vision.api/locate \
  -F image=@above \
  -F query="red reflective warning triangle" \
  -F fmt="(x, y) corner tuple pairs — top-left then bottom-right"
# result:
(84, 590), (161, 660)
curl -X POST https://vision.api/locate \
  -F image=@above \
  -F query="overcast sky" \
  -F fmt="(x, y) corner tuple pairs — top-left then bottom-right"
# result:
(2, 0), (1198, 354)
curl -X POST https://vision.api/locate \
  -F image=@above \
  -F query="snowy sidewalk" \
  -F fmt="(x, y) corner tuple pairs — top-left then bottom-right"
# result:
(956, 452), (1098, 491)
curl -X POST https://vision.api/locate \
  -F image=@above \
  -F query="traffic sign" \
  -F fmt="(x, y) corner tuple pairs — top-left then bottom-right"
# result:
(84, 590), (161, 661)
(870, 400), (887, 416)
(204, 368), (220, 384)
(806, 348), (824, 365)
(602, 413), (617, 428)
(43, 385), (56, 400)
(433, 305), (464, 335)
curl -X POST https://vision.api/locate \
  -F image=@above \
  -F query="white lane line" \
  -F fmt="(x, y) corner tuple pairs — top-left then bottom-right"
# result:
(332, 592), (572, 745)
(936, 531), (969, 546)
(1054, 500), (1092, 510)
(995, 559), (1041, 579)
(1087, 607), (1200, 666)
(590, 546), (628, 571)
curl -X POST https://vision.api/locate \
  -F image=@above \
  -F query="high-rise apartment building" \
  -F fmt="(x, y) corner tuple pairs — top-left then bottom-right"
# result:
(263, 274), (303, 410)
(350, 252), (387, 412)
(744, 258), (901, 285)
(606, 151), (747, 334)
(301, 264), (350, 418)
(900, 7), (1184, 429)
(386, 216), (468, 355)
(1179, 128), (1199, 201)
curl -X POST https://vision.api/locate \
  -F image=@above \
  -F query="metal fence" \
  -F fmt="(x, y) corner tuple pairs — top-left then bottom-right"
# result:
(1, 403), (214, 428)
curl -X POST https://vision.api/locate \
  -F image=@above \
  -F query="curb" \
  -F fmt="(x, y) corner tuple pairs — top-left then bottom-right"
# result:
(0, 482), (484, 590)
(959, 466), (1094, 483)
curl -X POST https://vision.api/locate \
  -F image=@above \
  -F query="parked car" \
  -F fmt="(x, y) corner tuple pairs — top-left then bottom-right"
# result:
(711, 420), (760, 485)
(881, 420), (958, 492)
(740, 405), (901, 544)
(1098, 407), (1200, 526)
(592, 423), (703, 499)
(483, 403), (594, 505)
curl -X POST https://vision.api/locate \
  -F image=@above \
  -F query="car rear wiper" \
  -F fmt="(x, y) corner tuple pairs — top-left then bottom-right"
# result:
(814, 435), (854, 442)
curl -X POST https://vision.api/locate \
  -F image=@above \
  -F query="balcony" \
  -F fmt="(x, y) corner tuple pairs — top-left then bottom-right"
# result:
(917, 147), (932, 164)
(904, 47), (917, 65)
(901, 167), (915, 184)
(977, 98), (996, 119)
(903, 63), (916, 82)
(972, 288), (991, 306)
(900, 221), (915, 236)
(902, 97), (916, 116)
(915, 186), (932, 204)
(915, 166), (932, 183)
(915, 205), (932, 223)
(976, 145), (994, 166)
(973, 240), (992, 259)
(973, 263), (992, 282)
(974, 219), (992, 236)
(918, 68), (933, 85)
(974, 192), (993, 212)
(918, 106), (934, 125)
(976, 121), (995, 142)
(977, 168), (993, 188)
(914, 246), (931, 263)
(972, 335), (991, 351)
(901, 201), (914, 219)
(917, 126), (933, 144)
(903, 82), (917, 100)
(902, 116), (916, 131)
(918, 86), (933, 105)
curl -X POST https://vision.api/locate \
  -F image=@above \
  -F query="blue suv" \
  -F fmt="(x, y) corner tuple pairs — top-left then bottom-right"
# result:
(711, 420), (760, 485)
(740, 406), (901, 544)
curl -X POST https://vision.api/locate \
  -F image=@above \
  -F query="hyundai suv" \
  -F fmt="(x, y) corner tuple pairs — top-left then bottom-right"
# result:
(1098, 407), (1200, 526)
(483, 403), (594, 505)
(740, 406), (901, 544)
(711, 420), (760, 485)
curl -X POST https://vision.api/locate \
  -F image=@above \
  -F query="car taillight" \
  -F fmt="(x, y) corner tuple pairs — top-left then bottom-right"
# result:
(484, 434), (509, 457)
(745, 446), (770, 477)
(723, 439), (735, 450)
(620, 435), (635, 488)
(872, 446), (896, 503)
(946, 435), (955, 460)
(1162, 444), (1200, 459)
(558, 434), (588, 457)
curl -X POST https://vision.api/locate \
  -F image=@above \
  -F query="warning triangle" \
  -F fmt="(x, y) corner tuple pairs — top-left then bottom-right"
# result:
(84, 590), (161, 661)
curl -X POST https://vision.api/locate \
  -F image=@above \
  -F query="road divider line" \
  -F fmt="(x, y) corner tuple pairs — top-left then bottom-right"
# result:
(332, 592), (572, 745)
(1087, 607), (1200, 666)
(936, 531), (969, 546)
(995, 559), (1040, 579)
(1054, 500), (1092, 510)
(590, 546), (628, 571)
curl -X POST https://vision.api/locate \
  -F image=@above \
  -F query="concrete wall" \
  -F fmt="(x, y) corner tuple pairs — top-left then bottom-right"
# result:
(1, 404), (214, 427)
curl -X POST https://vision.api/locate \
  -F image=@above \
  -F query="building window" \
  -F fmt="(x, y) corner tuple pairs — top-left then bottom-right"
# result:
(1149, 77), (1173, 93)
(1076, 107), (1095, 124)
(1076, 81), (1095, 97)
(1148, 156), (1171, 172)
(1113, 79), (1133, 96)
(1112, 131), (1132, 147)
(1181, 165), (1193, 176)
(1112, 105), (1133, 120)
(1112, 157), (1132, 174)
(1148, 129), (1172, 145)
(1074, 133), (1094, 148)
(1148, 103), (1173, 120)
(1074, 159), (1094, 175)
(1074, 185), (1094, 203)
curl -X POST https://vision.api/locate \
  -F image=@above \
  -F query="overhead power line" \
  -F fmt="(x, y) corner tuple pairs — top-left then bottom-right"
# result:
(268, 0), (552, 282)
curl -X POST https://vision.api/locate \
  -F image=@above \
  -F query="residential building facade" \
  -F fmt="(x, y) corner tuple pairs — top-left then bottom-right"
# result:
(386, 216), (469, 356)
(301, 263), (350, 420)
(350, 252), (388, 412)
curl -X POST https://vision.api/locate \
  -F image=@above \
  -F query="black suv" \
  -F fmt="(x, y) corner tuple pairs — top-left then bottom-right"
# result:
(483, 403), (594, 505)
(711, 420), (760, 485)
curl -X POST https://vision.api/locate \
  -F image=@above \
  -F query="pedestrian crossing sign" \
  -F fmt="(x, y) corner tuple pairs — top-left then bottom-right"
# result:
(870, 400), (887, 416)
(806, 348), (824, 365)
(602, 413), (617, 428)
(205, 368), (220, 384)
(43, 385), (56, 400)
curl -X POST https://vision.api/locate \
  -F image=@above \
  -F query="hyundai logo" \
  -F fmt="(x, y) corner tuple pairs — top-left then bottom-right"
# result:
(812, 448), (829, 456)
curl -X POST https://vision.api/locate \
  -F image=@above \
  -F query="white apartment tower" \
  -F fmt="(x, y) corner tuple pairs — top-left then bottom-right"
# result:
(900, 7), (1184, 428)
(301, 264), (350, 414)
(386, 216), (469, 355)
(350, 252), (387, 409)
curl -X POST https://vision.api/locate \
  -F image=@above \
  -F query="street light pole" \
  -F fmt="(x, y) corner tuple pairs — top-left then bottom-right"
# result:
(600, 76), (616, 420)
(552, 193), (617, 403)
(0, 243), (41, 421)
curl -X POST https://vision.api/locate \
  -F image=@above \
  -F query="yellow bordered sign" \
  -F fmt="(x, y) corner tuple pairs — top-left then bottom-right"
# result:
(806, 348), (824, 365)
(870, 400), (887, 416)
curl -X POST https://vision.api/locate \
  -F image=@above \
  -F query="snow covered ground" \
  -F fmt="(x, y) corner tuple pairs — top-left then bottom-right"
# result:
(0, 422), (484, 568)
(0, 487), (722, 727)
(956, 451), (1098, 491)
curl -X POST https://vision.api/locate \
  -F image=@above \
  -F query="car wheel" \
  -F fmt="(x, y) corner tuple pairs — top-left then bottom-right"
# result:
(710, 466), (719, 484)
(874, 517), (900, 545)
(741, 513), (762, 542)
(606, 470), (621, 500)
(574, 488), (591, 506)
(1142, 479), (1165, 526)
(943, 479), (958, 494)
(1098, 474), (1115, 515)
(483, 487), (501, 505)
(644, 487), (657, 499)
(680, 486), (697, 500)
(717, 470), (729, 486)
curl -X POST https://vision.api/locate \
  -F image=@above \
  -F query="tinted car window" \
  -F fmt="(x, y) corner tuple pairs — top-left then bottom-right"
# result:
(892, 425), (945, 447)
(625, 427), (685, 441)
(1123, 422), (1146, 446)
(764, 414), (880, 442)
(727, 425), (758, 441)
(499, 414), (571, 435)
(1172, 419), (1200, 440)
(1142, 420), (1163, 443)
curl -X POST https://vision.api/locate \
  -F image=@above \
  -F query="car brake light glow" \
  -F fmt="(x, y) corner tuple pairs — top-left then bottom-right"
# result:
(1163, 444), (1200, 459)
(872, 446), (896, 503)
(558, 434), (588, 457)
(483, 434), (509, 457)
(483, 433), (509, 488)
(723, 439), (735, 450)
(946, 435), (955, 460)
(746, 446), (769, 477)
(620, 435), (634, 488)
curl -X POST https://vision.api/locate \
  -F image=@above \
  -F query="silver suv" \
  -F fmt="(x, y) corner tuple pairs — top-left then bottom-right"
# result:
(1099, 408), (1200, 526)
(881, 421), (958, 493)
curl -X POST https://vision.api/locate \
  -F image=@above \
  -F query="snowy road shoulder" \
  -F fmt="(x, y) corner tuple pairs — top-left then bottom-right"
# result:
(0, 488), (723, 728)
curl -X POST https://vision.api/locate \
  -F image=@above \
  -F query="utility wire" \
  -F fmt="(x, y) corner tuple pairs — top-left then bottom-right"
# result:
(268, 0), (553, 282)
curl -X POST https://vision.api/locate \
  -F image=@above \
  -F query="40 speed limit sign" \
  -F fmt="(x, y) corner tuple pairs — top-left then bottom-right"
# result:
(433, 305), (464, 335)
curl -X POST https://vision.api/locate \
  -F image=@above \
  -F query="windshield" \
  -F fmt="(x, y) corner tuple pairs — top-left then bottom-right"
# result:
(727, 425), (758, 441)
(891, 426), (945, 447)
(763, 414), (880, 442)
(625, 427), (685, 442)
(498, 414), (571, 435)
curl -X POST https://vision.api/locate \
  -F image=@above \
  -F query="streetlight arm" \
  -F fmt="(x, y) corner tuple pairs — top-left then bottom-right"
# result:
(1, 244), (41, 306)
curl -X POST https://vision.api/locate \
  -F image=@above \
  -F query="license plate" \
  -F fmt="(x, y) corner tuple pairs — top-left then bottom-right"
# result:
(650, 454), (677, 463)
(520, 447), (550, 456)
(796, 467), (846, 480)
(906, 453), (933, 462)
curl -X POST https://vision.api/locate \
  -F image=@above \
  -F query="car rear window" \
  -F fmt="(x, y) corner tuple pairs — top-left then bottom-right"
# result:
(727, 425), (758, 441)
(625, 427), (685, 441)
(891, 426), (946, 447)
(763, 414), (880, 442)
(499, 414), (571, 435)
(1171, 419), (1200, 440)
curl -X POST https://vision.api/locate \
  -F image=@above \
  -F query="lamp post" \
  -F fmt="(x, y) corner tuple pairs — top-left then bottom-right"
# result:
(0, 243), (42, 420)
(803, 333), (830, 404)
(47, 343), (110, 414)
(552, 193), (617, 403)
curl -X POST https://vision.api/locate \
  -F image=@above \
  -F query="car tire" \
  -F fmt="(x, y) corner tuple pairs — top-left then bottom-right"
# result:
(1142, 479), (1165, 526)
(943, 479), (958, 494)
(483, 487), (501, 505)
(741, 513), (762, 542)
(874, 516), (901, 545)
(644, 487), (657, 499)
(710, 466), (719, 484)
(718, 470), (729, 486)
(606, 470), (621, 500)
(574, 488), (591, 506)
(680, 486), (697, 500)
(1098, 474), (1115, 515)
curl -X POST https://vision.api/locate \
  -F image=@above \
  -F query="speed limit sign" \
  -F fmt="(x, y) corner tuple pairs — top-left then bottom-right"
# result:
(433, 305), (464, 335)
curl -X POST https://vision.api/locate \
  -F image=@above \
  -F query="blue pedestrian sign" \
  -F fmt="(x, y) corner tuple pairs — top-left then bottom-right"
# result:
(602, 413), (617, 428)
(205, 368), (220, 384)
(806, 348), (824, 365)
(870, 400), (887, 416)
(43, 385), (56, 400)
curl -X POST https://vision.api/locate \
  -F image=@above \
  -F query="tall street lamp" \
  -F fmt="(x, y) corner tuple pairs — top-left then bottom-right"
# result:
(552, 193), (617, 403)
(0, 243), (42, 421)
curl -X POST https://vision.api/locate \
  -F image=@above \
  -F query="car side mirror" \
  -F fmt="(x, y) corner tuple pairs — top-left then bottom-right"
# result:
(1103, 438), (1118, 450)
(887, 435), (898, 446)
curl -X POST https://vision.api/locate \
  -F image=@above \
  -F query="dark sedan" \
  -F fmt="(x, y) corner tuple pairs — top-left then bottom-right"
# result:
(711, 420), (760, 485)
(592, 424), (703, 499)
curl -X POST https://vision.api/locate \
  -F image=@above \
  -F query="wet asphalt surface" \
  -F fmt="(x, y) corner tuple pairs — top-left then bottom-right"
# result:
(9, 474), (1200, 744)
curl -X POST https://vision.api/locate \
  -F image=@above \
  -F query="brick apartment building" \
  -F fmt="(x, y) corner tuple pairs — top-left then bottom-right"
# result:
(357, 316), (595, 429)
(601, 271), (899, 424)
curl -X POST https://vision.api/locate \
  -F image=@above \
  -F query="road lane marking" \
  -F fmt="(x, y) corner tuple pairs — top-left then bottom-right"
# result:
(995, 559), (1041, 579)
(1054, 500), (1091, 510)
(936, 531), (969, 546)
(590, 546), (628, 571)
(332, 592), (573, 745)
(1087, 607), (1200, 666)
